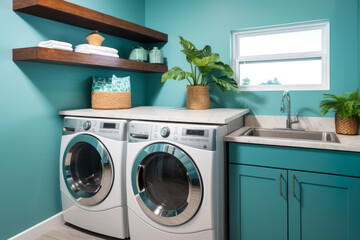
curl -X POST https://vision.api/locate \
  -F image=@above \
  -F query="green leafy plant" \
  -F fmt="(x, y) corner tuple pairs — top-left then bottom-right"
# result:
(319, 88), (360, 119)
(161, 36), (239, 92)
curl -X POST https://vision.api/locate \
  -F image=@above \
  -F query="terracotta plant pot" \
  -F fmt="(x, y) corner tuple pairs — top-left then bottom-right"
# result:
(335, 114), (359, 135)
(186, 85), (210, 110)
(85, 30), (105, 46)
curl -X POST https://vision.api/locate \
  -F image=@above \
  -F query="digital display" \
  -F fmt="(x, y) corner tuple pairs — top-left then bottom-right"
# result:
(102, 123), (116, 129)
(186, 129), (205, 136)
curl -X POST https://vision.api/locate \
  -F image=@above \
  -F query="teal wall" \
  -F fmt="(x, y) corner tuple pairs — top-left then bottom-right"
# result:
(1, 0), (360, 239)
(145, 0), (359, 117)
(0, 0), (145, 239)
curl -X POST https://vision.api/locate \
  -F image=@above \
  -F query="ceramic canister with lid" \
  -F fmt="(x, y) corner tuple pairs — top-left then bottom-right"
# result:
(149, 47), (163, 64)
(129, 46), (148, 62)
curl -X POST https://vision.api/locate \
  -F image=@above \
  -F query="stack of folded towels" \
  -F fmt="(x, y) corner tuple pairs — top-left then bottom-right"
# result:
(75, 44), (119, 58)
(38, 40), (73, 51)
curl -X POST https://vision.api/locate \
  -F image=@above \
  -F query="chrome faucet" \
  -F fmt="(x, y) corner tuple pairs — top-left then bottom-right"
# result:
(280, 90), (299, 129)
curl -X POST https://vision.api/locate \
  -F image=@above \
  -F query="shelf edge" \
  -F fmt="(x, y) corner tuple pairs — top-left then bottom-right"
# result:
(13, 0), (168, 43)
(13, 47), (168, 73)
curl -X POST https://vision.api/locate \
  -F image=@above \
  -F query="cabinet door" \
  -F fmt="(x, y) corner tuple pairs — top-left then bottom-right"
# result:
(229, 164), (288, 240)
(289, 170), (360, 240)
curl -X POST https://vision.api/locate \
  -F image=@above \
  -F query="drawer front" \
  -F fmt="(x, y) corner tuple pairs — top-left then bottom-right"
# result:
(228, 143), (360, 177)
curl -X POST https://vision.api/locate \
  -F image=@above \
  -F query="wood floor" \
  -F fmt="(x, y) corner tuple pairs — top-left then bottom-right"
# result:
(36, 223), (127, 240)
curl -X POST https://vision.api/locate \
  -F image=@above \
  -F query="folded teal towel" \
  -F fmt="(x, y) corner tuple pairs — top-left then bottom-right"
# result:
(92, 75), (131, 92)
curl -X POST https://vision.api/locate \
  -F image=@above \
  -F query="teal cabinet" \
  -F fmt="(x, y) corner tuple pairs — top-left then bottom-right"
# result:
(229, 165), (288, 240)
(288, 170), (360, 240)
(230, 164), (360, 240)
(229, 143), (360, 177)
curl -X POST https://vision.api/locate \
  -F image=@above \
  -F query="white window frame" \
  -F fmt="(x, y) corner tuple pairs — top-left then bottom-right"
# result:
(231, 21), (330, 91)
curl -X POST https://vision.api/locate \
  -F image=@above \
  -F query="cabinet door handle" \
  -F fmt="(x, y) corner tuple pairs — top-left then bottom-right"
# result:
(279, 173), (282, 197)
(292, 174), (295, 198)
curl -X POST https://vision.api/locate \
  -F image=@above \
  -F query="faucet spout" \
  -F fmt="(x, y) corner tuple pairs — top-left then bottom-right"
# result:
(280, 90), (288, 113)
(280, 90), (300, 129)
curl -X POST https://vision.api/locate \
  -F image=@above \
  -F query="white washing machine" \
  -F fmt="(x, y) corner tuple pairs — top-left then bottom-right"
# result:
(60, 117), (129, 239)
(126, 120), (227, 240)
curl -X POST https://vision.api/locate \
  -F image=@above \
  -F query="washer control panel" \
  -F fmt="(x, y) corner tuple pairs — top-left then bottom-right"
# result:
(83, 121), (92, 130)
(63, 117), (127, 141)
(129, 121), (216, 151)
(160, 127), (170, 138)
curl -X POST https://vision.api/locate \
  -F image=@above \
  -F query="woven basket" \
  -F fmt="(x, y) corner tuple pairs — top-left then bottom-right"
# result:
(186, 85), (210, 110)
(335, 114), (359, 135)
(91, 92), (131, 109)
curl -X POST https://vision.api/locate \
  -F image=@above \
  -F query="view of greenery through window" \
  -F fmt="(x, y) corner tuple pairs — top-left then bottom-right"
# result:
(238, 59), (322, 88)
(242, 77), (281, 86)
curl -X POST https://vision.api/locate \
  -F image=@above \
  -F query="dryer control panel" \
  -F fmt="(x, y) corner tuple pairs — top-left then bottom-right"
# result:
(128, 121), (216, 151)
(63, 117), (127, 141)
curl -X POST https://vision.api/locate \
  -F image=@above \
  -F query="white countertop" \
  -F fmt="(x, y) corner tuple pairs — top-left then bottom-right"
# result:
(225, 126), (360, 153)
(59, 107), (250, 125)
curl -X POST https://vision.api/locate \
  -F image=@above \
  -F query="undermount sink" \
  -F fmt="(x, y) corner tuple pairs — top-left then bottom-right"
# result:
(241, 128), (340, 143)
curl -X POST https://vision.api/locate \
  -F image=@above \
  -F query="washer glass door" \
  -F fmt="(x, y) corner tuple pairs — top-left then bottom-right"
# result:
(63, 134), (113, 206)
(132, 143), (202, 226)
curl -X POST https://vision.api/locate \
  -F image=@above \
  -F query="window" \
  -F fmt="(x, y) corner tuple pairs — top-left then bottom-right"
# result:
(231, 21), (329, 91)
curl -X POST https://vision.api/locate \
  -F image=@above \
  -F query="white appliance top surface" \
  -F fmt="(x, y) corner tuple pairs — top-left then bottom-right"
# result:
(59, 106), (249, 124)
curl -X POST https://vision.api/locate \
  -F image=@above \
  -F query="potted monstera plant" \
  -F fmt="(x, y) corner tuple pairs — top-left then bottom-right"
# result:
(161, 36), (239, 109)
(319, 89), (360, 135)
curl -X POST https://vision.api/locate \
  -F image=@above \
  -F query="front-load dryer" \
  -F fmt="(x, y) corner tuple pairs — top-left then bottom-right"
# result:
(60, 116), (129, 239)
(126, 120), (227, 240)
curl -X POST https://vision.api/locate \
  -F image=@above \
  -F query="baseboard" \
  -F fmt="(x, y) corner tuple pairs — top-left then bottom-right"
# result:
(9, 212), (64, 240)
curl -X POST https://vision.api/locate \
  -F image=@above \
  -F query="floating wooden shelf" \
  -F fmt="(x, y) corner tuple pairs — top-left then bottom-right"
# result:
(13, 0), (167, 43)
(13, 47), (168, 73)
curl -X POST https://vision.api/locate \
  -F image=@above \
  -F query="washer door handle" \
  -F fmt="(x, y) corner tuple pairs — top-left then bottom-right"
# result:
(137, 165), (145, 192)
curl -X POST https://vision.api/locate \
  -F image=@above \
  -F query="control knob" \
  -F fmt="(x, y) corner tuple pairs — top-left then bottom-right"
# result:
(160, 127), (170, 138)
(83, 121), (92, 130)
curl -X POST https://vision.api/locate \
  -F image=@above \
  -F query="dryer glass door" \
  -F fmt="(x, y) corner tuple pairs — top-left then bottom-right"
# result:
(63, 134), (113, 206)
(132, 143), (202, 226)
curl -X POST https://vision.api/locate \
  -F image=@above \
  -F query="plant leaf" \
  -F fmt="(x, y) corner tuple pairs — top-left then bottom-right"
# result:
(179, 36), (200, 63)
(198, 62), (234, 77)
(348, 88), (360, 101)
(161, 66), (193, 83)
(192, 53), (219, 67)
(211, 75), (239, 93)
(207, 61), (234, 76)
(198, 45), (212, 58)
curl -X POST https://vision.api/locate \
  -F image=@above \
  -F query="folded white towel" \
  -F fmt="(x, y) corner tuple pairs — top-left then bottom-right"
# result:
(75, 48), (119, 58)
(75, 44), (118, 54)
(39, 40), (72, 48)
(38, 43), (73, 52)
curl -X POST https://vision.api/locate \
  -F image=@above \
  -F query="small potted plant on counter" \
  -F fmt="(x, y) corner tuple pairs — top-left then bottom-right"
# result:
(161, 36), (239, 109)
(319, 88), (360, 135)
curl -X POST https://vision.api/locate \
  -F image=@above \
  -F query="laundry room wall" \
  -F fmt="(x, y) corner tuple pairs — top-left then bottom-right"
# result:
(0, 0), (145, 239)
(358, 0), (360, 88)
(144, 0), (360, 117)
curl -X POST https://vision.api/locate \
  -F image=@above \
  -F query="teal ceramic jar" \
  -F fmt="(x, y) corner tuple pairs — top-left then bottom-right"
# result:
(129, 46), (148, 62)
(149, 47), (163, 64)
